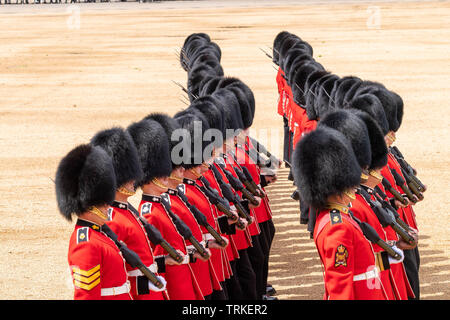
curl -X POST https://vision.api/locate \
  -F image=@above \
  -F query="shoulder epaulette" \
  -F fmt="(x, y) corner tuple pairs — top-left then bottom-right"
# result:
(140, 202), (152, 216)
(330, 209), (343, 225)
(77, 227), (89, 244)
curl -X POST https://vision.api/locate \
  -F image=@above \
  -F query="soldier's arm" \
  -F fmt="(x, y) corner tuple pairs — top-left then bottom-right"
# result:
(322, 223), (355, 300)
(69, 239), (102, 300)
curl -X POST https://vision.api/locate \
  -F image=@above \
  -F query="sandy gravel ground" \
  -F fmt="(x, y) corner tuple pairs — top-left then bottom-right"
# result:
(0, 0), (448, 300)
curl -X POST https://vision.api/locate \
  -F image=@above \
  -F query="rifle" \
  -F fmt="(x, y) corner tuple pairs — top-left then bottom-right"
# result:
(160, 197), (210, 260)
(390, 147), (426, 192)
(215, 160), (260, 206)
(198, 176), (239, 223)
(235, 165), (265, 198)
(128, 203), (184, 264)
(372, 188), (413, 232)
(399, 167), (424, 200)
(358, 188), (416, 246)
(176, 187), (227, 248)
(228, 150), (265, 197)
(397, 158), (426, 192)
(101, 224), (164, 289)
(390, 169), (418, 204)
(247, 136), (282, 168)
(381, 177), (408, 206)
(391, 146), (416, 175)
(348, 211), (402, 260)
(210, 164), (253, 224)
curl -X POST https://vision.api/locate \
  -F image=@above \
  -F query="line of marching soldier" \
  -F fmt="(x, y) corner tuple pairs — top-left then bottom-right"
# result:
(271, 31), (425, 300)
(54, 33), (281, 300)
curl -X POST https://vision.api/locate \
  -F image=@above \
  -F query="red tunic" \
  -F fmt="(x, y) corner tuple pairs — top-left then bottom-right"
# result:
(106, 201), (165, 300)
(291, 105), (306, 150)
(276, 68), (287, 116)
(233, 144), (272, 224)
(244, 138), (274, 221)
(373, 186), (416, 299)
(314, 208), (388, 300)
(180, 179), (231, 284)
(209, 162), (252, 251)
(68, 219), (132, 300)
(139, 194), (203, 300)
(295, 109), (318, 150)
(383, 152), (418, 230)
(285, 83), (293, 129)
(202, 168), (240, 262)
(223, 153), (261, 237)
(350, 193), (397, 300)
(164, 189), (220, 297)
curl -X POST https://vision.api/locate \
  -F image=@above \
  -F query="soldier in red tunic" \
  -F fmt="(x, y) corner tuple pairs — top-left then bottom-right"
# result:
(127, 118), (204, 300)
(378, 92), (421, 299)
(90, 127), (167, 300)
(292, 127), (389, 300)
(273, 31), (293, 167)
(348, 94), (418, 299)
(177, 109), (233, 299)
(147, 111), (226, 300)
(319, 109), (419, 300)
(55, 144), (132, 300)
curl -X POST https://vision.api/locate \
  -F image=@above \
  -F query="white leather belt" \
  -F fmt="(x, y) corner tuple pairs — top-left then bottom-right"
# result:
(353, 268), (379, 282)
(203, 233), (215, 242)
(127, 263), (158, 277)
(180, 253), (190, 264)
(186, 240), (206, 253)
(101, 280), (130, 296)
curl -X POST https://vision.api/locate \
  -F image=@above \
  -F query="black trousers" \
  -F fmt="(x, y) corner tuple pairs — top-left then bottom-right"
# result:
(225, 260), (243, 300)
(235, 248), (257, 300)
(403, 246), (420, 299)
(247, 234), (266, 299)
(283, 116), (291, 166)
(259, 219), (276, 291)
(211, 281), (228, 300)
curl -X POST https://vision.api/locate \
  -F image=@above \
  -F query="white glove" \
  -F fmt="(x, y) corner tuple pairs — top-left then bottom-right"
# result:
(148, 275), (167, 292)
(388, 245), (404, 265)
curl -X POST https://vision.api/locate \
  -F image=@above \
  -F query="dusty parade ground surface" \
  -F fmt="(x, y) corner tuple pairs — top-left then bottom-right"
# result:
(0, 0), (449, 300)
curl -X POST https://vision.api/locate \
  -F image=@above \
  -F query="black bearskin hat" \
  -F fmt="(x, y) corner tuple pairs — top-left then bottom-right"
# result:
(329, 76), (360, 109)
(349, 109), (388, 170)
(273, 31), (292, 65)
(90, 127), (143, 189)
(390, 91), (404, 132)
(227, 86), (253, 129)
(305, 72), (333, 120)
(198, 76), (223, 97)
(55, 144), (116, 221)
(292, 127), (361, 209)
(314, 74), (340, 118)
(127, 119), (172, 186)
(287, 56), (316, 88)
(318, 110), (372, 170)
(215, 77), (256, 119)
(342, 79), (363, 107)
(174, 108), (212, 169)
(291, 62), (323, 107)
(143, 113), (180, 149)
(189, 95), (226, 148)
(278, 35), (302, 66)
(143, 113), (183, 168)
(347, 93), (389, 135)
(211, 88), (244, 137)
(372, 88), (400, 132)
